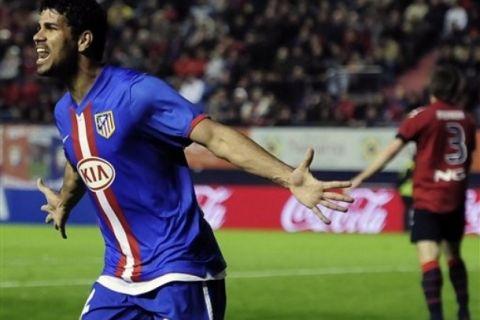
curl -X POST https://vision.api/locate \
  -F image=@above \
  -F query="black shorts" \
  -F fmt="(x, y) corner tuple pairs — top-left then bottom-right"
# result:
(410, 208), (466, 243)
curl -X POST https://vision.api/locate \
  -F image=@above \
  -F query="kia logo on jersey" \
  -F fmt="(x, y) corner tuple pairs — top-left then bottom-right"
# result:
(77, 157), (116, 191)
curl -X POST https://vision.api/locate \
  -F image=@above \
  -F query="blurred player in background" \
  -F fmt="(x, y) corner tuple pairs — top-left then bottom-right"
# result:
(33, 0), (353, 319)
(351, 65), (475, 320)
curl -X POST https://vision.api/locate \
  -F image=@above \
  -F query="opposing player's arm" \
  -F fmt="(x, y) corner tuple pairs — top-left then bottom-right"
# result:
(351, 137), (405, 188)
(189, 118), (353, 224)
(37, 161), (85, 239)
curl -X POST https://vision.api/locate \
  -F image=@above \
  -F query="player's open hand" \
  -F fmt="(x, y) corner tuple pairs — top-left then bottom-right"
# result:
(37, 178), (69, 239)
(289, 148), (353, 224)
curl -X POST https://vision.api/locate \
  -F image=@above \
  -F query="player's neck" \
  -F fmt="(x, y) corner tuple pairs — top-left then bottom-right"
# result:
(67, 60), (103, 105)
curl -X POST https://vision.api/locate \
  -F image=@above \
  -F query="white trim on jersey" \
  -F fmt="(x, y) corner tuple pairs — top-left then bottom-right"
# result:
(76, 113), (90, 157)
(96, 192), (135, 280)
(96, 270), (226, 296)
(75, 112), (135, 281)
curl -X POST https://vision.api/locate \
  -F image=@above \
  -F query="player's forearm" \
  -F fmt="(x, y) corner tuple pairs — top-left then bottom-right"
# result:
(214, 129), (293, 187)
(193, 121), (293, 187)
(59, 162), (86, 210)
(354, 138), (404, 184)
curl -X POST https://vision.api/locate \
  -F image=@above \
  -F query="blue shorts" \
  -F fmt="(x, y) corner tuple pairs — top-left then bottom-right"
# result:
(80, 280), (226, 320)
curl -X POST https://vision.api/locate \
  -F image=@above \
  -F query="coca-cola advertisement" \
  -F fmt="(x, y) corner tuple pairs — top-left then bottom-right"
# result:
(2, 182), (480, 234)
(465, 190), (480, 234)
(195, 185), (480, 234)
(281, 188), (403, 233)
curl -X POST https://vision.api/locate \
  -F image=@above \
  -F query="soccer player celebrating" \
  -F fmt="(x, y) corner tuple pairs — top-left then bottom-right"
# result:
(33, 1), (353, 319)
(351, 65), (475, 320)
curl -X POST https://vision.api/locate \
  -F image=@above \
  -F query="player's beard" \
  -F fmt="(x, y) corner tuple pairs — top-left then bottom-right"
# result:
(39, 44), (79, 81)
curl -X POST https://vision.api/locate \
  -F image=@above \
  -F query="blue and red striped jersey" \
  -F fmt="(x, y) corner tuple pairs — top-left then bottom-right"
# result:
(54, 66), (226, 295)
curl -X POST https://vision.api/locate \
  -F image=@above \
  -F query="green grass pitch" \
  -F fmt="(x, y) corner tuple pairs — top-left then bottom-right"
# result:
(1, 225), (479, 319)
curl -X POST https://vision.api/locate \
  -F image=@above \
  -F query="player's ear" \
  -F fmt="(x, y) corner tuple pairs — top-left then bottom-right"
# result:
(78, 30), (93, 54)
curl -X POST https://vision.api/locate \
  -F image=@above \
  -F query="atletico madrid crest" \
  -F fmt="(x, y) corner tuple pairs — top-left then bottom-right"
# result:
(95, 111), (115, 138)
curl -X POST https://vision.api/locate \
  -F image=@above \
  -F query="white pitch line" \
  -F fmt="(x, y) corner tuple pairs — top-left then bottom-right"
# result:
(3, 258), (102, 267)
(0, 279), (93, 288)
(1, 265), (478, 289)
(227, 265), (417, 278)
(0, 265), (416, 289)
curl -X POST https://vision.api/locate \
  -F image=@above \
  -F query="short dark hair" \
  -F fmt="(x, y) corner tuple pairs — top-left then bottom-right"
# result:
(40, 0), (108, 62)
(429, 65), (464, 105)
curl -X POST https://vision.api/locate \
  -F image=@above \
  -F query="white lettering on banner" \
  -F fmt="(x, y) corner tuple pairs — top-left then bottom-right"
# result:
(465, 190), (480, 234)
(434, 168), (466, 182)
(195, 186), (231, 230)
(281, 189), (392, 233)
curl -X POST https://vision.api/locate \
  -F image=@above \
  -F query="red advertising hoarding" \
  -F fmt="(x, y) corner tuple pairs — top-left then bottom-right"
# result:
(196, 185), (480, 234)
(196, 186), (405, 233)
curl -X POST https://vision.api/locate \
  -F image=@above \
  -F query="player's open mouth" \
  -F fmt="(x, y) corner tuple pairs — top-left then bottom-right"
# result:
(36, 47), (50, 64)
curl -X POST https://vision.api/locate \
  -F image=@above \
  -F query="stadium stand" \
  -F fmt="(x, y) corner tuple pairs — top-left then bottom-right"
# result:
(0, 0), (479, 126)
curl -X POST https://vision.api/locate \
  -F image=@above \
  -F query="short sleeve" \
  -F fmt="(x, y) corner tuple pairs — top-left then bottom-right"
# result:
(397, 107), (428, 142)
(129, 74), (206, 147)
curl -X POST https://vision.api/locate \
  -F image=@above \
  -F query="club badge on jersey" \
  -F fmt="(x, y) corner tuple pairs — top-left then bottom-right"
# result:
(95, 111), (115, 138)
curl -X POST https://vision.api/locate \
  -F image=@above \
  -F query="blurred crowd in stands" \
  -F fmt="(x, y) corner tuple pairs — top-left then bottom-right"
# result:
(0, 0), (479, 126)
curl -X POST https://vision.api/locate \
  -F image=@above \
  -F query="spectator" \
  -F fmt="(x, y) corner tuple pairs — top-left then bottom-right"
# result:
(443, 0), (468, 37)
(0, 0), (479, 126)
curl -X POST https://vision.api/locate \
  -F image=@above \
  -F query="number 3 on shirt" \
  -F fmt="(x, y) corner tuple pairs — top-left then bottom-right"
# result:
(445, 122), (467, 165)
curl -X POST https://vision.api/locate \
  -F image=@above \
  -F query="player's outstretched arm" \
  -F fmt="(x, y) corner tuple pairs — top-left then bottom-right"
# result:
(37, 161), (85, 239)
(351, 138), (405, 188)
(189, 118), (353, 224)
